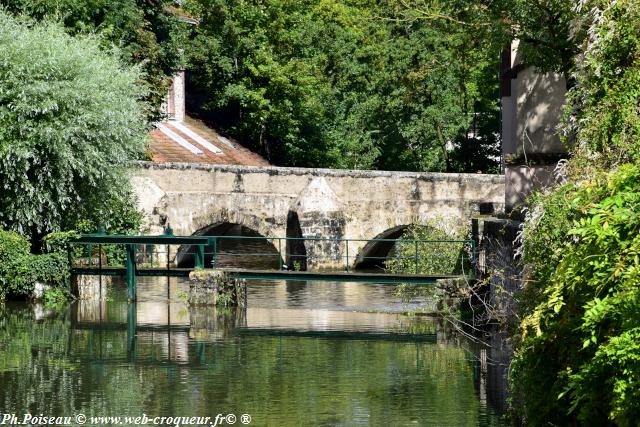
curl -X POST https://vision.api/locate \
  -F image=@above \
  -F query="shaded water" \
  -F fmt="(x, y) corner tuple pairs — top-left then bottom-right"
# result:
(0, 278), (506, 426)
(177, 225), (281, 269)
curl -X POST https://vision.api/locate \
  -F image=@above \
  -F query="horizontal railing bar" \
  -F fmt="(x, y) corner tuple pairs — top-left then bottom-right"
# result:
(73, 236), (210, 245)
(72, 234), (473, 245)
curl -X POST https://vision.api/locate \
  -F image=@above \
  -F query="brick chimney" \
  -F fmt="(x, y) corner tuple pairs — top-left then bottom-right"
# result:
(164, 70), (185, 122)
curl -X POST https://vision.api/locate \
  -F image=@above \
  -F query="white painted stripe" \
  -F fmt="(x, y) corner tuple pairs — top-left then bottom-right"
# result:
(217, 135), (236, 148)
(171, 121), (223, 154)
(157, 123), (203, 155)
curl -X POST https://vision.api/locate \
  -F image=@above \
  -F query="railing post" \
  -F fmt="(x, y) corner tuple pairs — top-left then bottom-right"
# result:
(98, 244), (103, 294)
(415, 240), (419, 275)
(195, 244), (205, 269)
(345, 240), (349, 272)
(164, 227), (173, 295)
(125, 244), (137, 301)
(278, 238), (283, 270)
(166, 244), (171, 299)
(210, 238), (217, 268)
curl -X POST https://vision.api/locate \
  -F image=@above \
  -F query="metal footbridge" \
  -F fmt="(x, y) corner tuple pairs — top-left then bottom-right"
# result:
(70, 229), (477, 300)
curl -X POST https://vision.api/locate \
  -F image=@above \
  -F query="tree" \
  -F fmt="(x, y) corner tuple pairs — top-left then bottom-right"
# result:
(490, 0), (578, 77)
(561, 0), (640, 170)
(1, 0), (187, 119)
(184, 0), (501, 172)
(0, 13), (147, 244)
(512, 1), (640, 424)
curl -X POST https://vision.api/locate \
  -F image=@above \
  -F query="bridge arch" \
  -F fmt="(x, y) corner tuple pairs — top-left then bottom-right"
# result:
(355, 223), (471, 275)
(354, 225), (412, 270)
(177, 222), (283, 269)
(185, 208), (285, 245)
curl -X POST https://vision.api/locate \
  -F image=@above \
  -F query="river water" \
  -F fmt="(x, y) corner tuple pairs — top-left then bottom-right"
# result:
(0, 277), (506, 426)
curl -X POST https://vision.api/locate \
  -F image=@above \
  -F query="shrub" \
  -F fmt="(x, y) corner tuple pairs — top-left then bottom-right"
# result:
(512, 164), (640, 425)
(0, 230), (31, 300)
(0, 230), (70, 301)
(386, 220), (470, 276)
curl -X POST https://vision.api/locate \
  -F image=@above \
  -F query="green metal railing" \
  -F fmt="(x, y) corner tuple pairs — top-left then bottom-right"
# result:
(70, 229), (477, 301)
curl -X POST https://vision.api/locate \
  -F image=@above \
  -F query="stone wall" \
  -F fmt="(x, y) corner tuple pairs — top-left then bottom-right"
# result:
(131, 161), (505, 269)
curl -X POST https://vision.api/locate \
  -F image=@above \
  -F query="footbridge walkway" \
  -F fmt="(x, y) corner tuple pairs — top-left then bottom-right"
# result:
(70, 230), (477, 301)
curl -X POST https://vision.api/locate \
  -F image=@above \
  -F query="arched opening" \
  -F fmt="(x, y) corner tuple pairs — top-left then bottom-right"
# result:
(355, 224), (469, 275)
(354, 225), (410, 271)
(177, 223), (282, 270)
(285, 211), (307, 271)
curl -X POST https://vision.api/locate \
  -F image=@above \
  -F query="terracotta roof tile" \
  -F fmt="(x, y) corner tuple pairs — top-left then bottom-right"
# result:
(147, 116), (270, 166)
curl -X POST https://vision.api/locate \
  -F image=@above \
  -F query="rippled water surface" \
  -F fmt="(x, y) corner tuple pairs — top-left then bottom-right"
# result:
(0, 277), (505, 426)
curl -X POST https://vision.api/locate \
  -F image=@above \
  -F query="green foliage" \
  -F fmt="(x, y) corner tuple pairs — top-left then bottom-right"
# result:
(513, 165), (640, 425)
(0, 13), (147, 241)
(43, 231), (81, 254)
(1, 0), (187, 119)
(0, 230), (70, 301)
(42, 287), (72, 310)
(0, 231), (31, 300)
(62, 184), (144, 235)
(517, 182), (586, 314)
(562, 0), (640, 171)
(386, 221), (470, 276)
(0, 230), (30, 263)
(184, 0), (501, 172)
(512, 3), (640, 424)
(490, 0), (578, 76)
(386, 221), (470, 314)
(215, 292), (233, 308)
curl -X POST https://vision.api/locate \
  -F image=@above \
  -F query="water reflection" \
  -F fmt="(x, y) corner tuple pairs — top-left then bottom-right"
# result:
(0, 277), (506, 426)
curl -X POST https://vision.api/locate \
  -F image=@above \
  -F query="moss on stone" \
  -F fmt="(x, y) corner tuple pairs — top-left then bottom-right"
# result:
(188, 269), (247, 307)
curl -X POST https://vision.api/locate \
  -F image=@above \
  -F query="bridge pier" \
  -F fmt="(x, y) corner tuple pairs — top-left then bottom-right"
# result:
(292, 177), (348, 270)
(71, 275), (110, 300)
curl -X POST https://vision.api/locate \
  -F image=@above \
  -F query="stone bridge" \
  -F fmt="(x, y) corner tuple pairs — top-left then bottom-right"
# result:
(131, 162), (504, 269)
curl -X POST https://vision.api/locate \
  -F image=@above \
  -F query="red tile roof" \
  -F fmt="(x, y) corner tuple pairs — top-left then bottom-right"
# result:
(165, 5), (199, 25)
(147, 116), (270, 166)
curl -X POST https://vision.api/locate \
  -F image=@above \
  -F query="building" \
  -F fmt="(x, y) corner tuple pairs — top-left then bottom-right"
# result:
(148, 70), (269, 167)
(500, 41), (567, 213)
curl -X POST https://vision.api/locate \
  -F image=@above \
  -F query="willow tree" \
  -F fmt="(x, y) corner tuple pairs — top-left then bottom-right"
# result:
(0, 13), (147, 244)
(1, 0), (186, 120)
